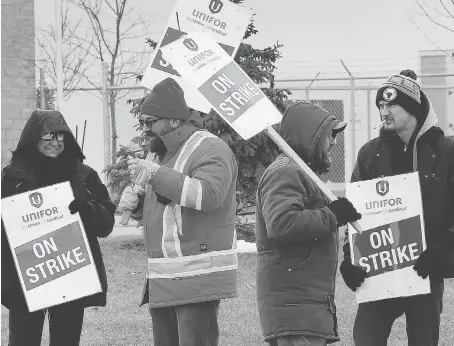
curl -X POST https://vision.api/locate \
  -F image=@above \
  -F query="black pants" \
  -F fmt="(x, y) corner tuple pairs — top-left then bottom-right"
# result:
(353, 280), (444, 346)
(8, 302), (85, 346)
(150, 300), (220, 346)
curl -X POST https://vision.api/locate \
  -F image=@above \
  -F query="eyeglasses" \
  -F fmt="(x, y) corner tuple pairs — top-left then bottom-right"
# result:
(139, 117), (160, 127)
(40, 132), (65, 142)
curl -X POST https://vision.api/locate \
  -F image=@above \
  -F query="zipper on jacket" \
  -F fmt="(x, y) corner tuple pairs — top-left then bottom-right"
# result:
(403, 145), (407, 152)
(287, 244), (316, 272)
(84, 183), (93, 196)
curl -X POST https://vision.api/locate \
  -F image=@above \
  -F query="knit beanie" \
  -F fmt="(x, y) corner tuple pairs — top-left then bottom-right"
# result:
(376, 69), (422, 120)
(140, 78), (190, 121)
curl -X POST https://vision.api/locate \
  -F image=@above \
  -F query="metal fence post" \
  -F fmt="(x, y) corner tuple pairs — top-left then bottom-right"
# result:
(340, 60), (356, 181)
(102, 61), (111, 170)
(305, 72), (320, 102)
(367, 88), (372, 142)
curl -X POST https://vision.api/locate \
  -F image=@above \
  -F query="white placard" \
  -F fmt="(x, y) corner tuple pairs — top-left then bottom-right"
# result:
(161, 32), (282, 140)
(141, 0), (252, 113)
(1, 182), (102, 312)
(346, 172), (430, 303)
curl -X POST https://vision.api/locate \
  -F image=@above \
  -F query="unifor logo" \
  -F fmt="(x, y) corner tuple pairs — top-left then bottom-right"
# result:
(29, 192), (43, 208)
(376, 180), (389, 196)
(183, 38), (198, 51)
(208, 0), (223, 14)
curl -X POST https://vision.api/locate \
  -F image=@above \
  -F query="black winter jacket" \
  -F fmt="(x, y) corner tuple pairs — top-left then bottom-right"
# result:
(1, 110), (116, 310)
(345, 91), (454, 279)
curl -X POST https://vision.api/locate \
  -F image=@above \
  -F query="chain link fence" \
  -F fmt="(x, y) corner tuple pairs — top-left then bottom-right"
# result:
(284, 99), (346, 183)
(279, 73), (454, 184)
(45, 69), (453, 187)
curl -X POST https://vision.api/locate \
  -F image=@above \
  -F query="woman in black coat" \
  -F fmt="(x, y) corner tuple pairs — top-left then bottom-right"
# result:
(1, 110), (116, 346)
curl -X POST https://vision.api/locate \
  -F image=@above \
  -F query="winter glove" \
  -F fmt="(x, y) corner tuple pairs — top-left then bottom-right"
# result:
(127, 158), (160, 187)
(413, 245), (448, 279)
(340, 258), (368, 292)
(156, 193), (172, 205)
(118, 185), (145, 212)
(68, 199), (95, 217)
(328, 197), (362, 227)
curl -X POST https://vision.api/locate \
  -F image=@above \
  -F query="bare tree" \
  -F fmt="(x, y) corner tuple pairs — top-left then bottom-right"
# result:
(36, 5), (96, 99)
(413, 0), (454, 51)
(36, 0), (154, 163)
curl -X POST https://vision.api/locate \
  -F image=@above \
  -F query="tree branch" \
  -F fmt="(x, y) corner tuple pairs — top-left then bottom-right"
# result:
(440, 0), (454, 18)
(412, 15), (451, 54)
(417, 0), (454, 32)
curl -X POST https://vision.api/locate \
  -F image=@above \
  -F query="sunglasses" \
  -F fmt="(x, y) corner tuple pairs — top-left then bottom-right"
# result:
(40, 132), (65, 142)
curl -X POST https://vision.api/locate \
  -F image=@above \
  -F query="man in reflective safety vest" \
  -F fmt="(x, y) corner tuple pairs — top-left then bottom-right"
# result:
(127, 77), (238, 346)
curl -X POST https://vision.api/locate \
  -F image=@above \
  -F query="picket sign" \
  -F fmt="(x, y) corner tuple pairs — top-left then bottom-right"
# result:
(161, 31), (362, 233)
(141, 0), (252, 113)
(1, 182), (102, 312)
(346, 172), (430, 303)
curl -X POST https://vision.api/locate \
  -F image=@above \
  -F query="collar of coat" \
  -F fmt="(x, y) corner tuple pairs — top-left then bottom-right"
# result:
(377, 126), (444, 153)
(2, 155), (89, 189)
(160, 112), (203, 153)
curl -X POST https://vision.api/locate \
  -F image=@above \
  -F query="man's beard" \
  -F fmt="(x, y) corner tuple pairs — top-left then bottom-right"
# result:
(143, 130), (167, 160)
(315, 150), (331, 174)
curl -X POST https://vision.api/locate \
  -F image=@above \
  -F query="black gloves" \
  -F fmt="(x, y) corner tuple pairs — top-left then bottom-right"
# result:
(156, 194), (172, 206)
(328, 197), (362, 227)
(414, 232), (454, 279)
(340, 259), (368, 292)
(68, 199), (94, 217)
(413, 245), (447, 279)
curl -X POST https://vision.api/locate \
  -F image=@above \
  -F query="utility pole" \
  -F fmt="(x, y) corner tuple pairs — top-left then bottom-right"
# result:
(55, 0), (63, 111)
(102, 61), (111, 169)
(40, 68), (46, 109)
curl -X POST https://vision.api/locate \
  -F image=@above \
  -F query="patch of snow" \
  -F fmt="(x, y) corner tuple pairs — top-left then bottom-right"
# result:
(236, 240), (257, 253)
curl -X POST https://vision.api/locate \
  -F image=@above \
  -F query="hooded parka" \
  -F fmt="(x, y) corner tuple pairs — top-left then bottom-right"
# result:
(1, 110), (116, 310)
(255, 101), (343, 343)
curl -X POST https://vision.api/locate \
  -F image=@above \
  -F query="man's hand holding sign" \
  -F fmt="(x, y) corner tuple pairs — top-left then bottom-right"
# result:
(159, 31), (363, 233)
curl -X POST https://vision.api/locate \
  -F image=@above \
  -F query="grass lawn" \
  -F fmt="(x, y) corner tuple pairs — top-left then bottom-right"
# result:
(2, 235), (454, 345)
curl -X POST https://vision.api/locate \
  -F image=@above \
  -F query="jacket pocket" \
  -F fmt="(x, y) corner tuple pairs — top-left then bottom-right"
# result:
(286, 243), (316, 272)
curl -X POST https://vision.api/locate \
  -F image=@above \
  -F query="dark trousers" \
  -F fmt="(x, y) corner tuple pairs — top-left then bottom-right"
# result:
(353, 280), (444, 346)
(150, 300), (220, 346)
(8, 302), (85, 346)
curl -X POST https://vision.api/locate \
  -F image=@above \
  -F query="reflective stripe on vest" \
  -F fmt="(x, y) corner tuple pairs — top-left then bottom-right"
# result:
(147, 269), (238, 308)
(148, 249), (238, 279)
(161, 131), (217, 258)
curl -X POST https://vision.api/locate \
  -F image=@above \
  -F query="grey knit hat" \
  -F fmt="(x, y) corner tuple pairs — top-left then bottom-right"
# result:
(376, 69), (422, 118)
